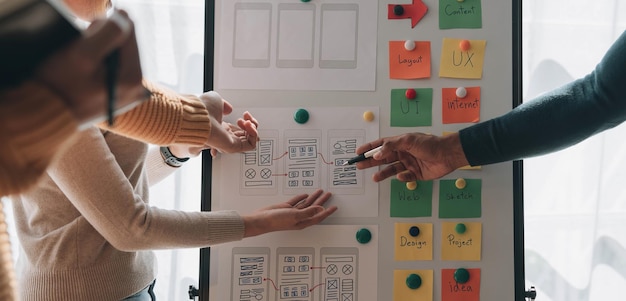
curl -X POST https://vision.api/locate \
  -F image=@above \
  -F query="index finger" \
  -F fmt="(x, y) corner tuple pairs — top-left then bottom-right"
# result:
(356, 139), (383, 155)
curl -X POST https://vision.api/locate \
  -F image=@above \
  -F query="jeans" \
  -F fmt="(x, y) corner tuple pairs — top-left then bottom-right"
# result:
(121, 280), (156, 301)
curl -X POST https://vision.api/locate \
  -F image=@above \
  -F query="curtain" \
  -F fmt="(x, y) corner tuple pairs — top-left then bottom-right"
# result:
(112, 0), (206, 299)
(522, 1), (626, 300)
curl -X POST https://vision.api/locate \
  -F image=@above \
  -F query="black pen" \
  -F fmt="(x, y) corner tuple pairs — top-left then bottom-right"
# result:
(342, 145), (383, 166)
(105, 49), (120, 126)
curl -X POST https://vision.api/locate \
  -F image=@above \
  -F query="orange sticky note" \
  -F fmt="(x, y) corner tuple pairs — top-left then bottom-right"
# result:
(441, 268), (481, 301)
(389, 40), (431, 79)
(441, 86), (481, 123)
(439, 38), (486, 79)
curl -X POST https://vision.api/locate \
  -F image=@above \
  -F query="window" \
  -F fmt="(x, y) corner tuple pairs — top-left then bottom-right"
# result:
(522, 1), (626, 300)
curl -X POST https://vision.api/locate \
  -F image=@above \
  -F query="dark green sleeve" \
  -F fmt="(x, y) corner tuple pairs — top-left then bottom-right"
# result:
(459, 30), (626, 166)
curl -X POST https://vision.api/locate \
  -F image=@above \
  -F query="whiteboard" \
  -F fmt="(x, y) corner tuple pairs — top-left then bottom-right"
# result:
(203, 0), (525, 300)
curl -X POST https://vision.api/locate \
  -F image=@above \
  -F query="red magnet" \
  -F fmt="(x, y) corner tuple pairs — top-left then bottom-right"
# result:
(405, 88), (417, 100)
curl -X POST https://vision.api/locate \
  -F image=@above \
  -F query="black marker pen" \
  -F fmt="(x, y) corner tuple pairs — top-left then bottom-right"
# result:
(342, 145), (383, 166)
(105, 49), (120, 126)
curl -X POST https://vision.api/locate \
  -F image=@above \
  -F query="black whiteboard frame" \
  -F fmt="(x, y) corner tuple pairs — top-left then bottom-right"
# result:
(199, 0), (525, 300)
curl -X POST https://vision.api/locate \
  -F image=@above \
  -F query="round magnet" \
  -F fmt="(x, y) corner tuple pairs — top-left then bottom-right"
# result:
(460, 40), (471, 51)
(455, 178), (466, 189)
(455, 223), (467, 234)
(294, 109), (310, 124)
(406, 273), (422, 289)
(405, 88), (417, 100)
(454, 268), (470, 284)
(393, 5), (404, 16)
(356, 228), (372, 244)
(456, 87), (467, 98)
(406, 181), (418, 191)
(363, 111), (375, 122)
(409, 226), (420, 237)
(404, 40), (416, 51)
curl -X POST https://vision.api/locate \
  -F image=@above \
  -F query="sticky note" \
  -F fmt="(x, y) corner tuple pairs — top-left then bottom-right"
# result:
(389, 41), (431, 79)
(442, 87), (481, 124)
(393, 270), (433, 301)
(443, 132), (480, 170)
(395, 223), (433, 261)
(442, 268), (481, 301)
(390, 88), (433, 127)
(439, 0), (483, 29)
(390, 179), (433, 217)
(441, 222), (482, 261)
(387, 0), (429, 28)
(439, 38), (486, 79)
(439, 178), (481, 218)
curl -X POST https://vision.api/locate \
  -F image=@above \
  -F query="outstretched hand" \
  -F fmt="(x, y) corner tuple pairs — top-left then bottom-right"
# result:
(243, 189), (337, 238)
(355, 132), (469, 182)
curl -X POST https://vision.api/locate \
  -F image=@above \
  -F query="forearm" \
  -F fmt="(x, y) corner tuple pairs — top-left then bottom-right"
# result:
(99, 80), (212, 146)
(144, 146), (178, 186)
(460, 30), (626, 166)
(49, 128), (244, 251)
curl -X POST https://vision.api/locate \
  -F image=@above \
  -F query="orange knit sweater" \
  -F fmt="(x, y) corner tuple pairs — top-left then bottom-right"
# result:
(0, 80), (211, 196)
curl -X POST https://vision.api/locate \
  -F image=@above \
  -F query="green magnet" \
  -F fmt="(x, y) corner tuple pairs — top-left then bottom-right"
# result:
(455, 223), (467, 234)
(406, 273), (422, 289)
(294, 109), (310, 124)
(355, 228), (371, 244)
(454, 268), (470, 284)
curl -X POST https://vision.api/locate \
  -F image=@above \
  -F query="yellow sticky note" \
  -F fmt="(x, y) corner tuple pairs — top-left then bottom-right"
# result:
(395, 223), (433, 261)
(443, 131), (480, 170)
(441, 222), (482, 261)
(393, 270), (433, 301)
(439, 38), (486, 79)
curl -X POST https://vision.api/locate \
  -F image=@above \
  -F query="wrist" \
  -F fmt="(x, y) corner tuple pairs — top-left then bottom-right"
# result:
(242, 214), (265, 238)
(160, 146), (189, 168)
(441, 133), (470, 169)
(167, 145), (188, 159)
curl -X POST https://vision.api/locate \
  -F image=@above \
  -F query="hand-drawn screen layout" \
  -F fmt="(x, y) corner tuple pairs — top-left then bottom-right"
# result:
(215, 225), (377, 301)
(216, 0), (377, 91)
(215, 107), (379, 218)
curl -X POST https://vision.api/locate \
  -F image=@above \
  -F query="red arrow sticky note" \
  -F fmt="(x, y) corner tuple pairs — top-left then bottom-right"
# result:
(388, 0), (428, 28)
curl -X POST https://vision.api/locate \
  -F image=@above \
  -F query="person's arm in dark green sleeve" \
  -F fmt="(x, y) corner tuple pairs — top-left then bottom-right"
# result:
(460, 29), (626, 166)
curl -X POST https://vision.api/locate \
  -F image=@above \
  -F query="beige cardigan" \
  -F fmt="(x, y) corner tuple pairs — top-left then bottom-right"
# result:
(0, 79), (214, 300)
(11, 128), (245, 300)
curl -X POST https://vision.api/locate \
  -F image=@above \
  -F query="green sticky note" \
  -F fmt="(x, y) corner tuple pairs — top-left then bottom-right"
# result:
(439, 178), (481, 218)
(439, 0), (483, 29)
(390, 88), (433, 127)
(390, 179), (433, 217)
